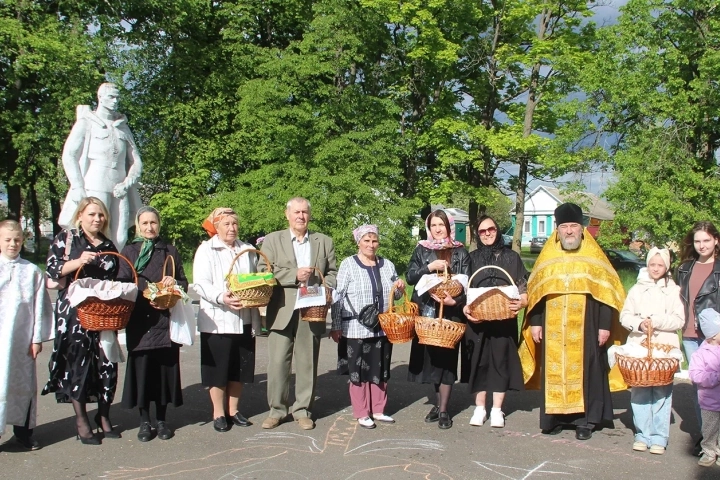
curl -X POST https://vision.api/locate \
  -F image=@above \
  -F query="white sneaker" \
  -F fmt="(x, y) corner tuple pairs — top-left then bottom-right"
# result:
(490, 409), (505, 428)
(357, 417), (376, 429)
(372, 413), (395, 424)
(469, 406), (486, 426)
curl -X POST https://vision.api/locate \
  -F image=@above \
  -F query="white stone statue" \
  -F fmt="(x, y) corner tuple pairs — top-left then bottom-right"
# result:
(58, 83), (143, 249)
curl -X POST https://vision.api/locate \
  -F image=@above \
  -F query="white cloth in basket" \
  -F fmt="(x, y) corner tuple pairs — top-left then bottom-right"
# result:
(66, 278), (138, 307)
(66, 279), (136, 363)
(607, 343), (684, 369)
(293, 286), (339, 310)
(416, 274), (469, 297)
(467, 285), (519, 306)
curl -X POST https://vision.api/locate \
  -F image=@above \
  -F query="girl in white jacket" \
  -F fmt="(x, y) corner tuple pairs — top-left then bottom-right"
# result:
(620, 247), (685, 455)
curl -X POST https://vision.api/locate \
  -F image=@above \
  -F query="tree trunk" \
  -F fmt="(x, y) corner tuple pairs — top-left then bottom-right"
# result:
(419, 203), (432, 240)
(513, 160), (529, 253)
(48, 162), (63, 236)
(28, 179), (42, 261)
(512, 7), (549, 253)
(5, 148), (22, 220)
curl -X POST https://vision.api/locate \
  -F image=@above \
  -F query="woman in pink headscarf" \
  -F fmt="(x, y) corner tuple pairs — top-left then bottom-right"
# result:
(329, 225), (405, 429)
(406, 210), (471, 429)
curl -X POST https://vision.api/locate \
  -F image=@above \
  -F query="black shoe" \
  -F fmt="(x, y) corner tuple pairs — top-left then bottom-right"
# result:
(137, 422), (153, 442)
(693, 437), (703, 457)
(94, 412), (121, 439)
(228, 413), (252, 427)
(156, 421), (173, 440)
(542, 425), (563, 435)
(76, 433), (101, 445)
(576, 426), (593, 440)
(14, 435), (41, 451)
(214, 416), (231, 432)
(424, 406), (440, 423)
(438, 412), (453, 429)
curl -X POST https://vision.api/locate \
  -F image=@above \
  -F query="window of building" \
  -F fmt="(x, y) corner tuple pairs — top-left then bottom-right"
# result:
(524, 219), (531, 234)
(538, 220), (545, 235)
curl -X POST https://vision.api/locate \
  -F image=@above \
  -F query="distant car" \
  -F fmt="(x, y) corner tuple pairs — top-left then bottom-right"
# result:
(603, 249), (645, 272)
(502, 234), (513, 247)
(530, 237), (547, 254)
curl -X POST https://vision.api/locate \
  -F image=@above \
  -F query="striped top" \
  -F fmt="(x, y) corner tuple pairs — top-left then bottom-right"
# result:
(331, 255), (402, 339)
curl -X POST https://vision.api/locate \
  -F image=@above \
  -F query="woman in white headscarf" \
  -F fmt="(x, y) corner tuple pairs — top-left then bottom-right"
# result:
(620, 248), (684, 455)
(330, 225), (405, 429)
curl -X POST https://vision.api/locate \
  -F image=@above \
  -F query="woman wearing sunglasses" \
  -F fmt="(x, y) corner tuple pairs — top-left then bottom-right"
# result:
(461, 216), (528, 428)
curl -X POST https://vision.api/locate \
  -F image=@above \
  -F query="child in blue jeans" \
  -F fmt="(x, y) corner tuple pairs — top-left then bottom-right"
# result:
(620, 248), (685, 454)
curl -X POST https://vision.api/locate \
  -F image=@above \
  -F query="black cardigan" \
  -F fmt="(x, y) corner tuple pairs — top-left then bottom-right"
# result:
(117, 239), (189, 352)
(406, 244), (471, 321)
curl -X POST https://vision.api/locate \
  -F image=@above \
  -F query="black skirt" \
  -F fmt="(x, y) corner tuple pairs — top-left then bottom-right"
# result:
(200, 332), (255, 387)
(122, 346), (183, 409)
(460, 318), (524, 393)
(337, 337), (393, 385)
(407, 334), (459, 386)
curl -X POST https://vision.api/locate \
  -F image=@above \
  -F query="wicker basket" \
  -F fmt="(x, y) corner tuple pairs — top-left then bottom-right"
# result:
(428, 263), (464, 298)
(466, 266), (518, 322)
(225, 248), (276, 308)
(615, 325), (679, 387)
(74, 252), (138, 331)
(414, 302), (466, 348)
(300, 267), (333, 322)
(378, 285), (418, 344)
(143, 255), (183, 310)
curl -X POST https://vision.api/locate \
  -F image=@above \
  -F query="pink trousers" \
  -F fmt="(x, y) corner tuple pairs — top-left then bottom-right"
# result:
(349, 382), (388, 418)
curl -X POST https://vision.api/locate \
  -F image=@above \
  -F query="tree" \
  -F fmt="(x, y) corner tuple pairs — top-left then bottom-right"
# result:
(0, 1), (106, 249)
(585, 0), (720, 246)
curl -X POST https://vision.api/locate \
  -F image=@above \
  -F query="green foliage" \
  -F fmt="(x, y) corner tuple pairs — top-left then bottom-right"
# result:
(1, 0), (619, 272)
(0, 1), (106, 231)
(585, 0), (720, 247)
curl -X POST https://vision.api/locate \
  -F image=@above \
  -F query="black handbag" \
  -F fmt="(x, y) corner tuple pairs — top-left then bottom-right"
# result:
(357, 264), (381, 331)
(358, 295), (380, 330)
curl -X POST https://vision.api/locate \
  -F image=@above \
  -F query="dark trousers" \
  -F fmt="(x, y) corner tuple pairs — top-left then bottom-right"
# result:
(11, 402), (33, 439)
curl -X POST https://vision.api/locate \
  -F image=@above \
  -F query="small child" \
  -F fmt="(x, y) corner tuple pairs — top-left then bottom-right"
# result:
(620, 248), (685, 454)
(689, 308), (720, 467)
(0, 220), (54, 450)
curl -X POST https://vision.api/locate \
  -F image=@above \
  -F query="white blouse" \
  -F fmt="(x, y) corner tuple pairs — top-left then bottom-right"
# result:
(192, 236), (261, 334)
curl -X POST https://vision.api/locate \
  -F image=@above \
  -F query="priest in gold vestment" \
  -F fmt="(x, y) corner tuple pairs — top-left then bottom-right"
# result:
(519, 203), (627, 441)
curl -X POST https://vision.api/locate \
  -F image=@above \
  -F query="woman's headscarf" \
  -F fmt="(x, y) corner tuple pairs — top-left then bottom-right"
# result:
(202, 207), (237, 237)
(132, 206), (161, 274)
(475, 215), (505, 275)
(418, 211), (464, 250)
(646, 247), (671, 271)
(353, 224), (379, 244)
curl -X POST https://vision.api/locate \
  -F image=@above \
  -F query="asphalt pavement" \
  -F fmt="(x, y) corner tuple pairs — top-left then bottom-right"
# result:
(1, 323), (717, 480)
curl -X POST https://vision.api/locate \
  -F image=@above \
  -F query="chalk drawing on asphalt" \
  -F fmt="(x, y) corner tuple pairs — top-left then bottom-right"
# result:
(473, 460), (587, 480)
(100, 415), (453, 480)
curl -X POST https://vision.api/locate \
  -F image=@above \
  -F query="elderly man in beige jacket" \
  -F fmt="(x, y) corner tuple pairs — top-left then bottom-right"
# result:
(259, 197), (337, 430)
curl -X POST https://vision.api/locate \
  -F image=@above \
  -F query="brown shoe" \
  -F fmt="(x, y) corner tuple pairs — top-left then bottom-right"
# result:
(262, 417), (281, 429)
(296, 417), (315, 430)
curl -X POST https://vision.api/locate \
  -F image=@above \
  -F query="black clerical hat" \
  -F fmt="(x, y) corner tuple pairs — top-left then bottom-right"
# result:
(554, 203), (583, 225)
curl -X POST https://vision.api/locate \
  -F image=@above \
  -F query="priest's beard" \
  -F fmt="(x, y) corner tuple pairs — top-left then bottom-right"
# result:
(560, 235), (582, 251)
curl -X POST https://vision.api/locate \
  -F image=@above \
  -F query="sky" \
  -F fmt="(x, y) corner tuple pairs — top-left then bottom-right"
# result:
(523, 0), (629, 197)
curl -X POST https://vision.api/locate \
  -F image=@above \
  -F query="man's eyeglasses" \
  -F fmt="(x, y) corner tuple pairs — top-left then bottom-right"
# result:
(478, 226), (497, 236)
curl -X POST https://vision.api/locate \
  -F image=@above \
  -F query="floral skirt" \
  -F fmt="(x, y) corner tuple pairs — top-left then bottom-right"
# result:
(337, 337), (393, 385)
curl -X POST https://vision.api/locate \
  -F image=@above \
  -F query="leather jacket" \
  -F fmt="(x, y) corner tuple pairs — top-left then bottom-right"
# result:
(676, 258), (720, 336)
(406, 244), (471, 321)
